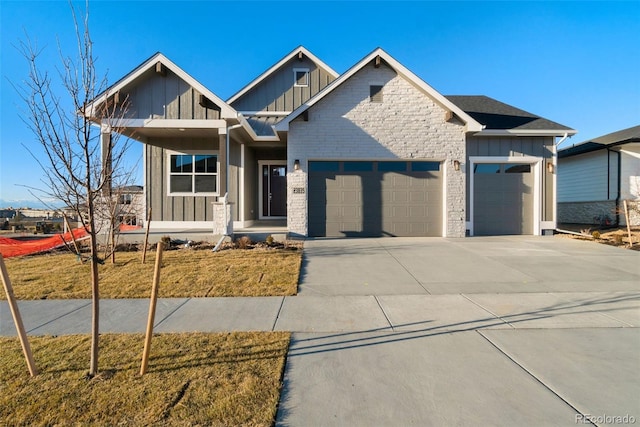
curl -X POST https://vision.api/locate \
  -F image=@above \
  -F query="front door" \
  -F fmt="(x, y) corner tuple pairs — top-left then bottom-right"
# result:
(261, 163), (287, 218)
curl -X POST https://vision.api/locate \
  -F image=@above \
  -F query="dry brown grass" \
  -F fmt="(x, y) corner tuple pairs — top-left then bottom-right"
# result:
(557, 226), (640, 251)
(0, 332), (289, 426)
(2, 247), (302, 300)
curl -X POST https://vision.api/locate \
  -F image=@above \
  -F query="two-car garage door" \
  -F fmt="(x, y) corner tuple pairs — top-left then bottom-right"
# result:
(308, 161), (442, 237)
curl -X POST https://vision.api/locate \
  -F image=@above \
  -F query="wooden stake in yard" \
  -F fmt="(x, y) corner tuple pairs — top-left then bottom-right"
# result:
(140, 241), (164, 375)
(63, 214), (82, 261)
(141, 208), (152, 264)
(0, 254), (38, 376)
(623, 200), (633, 247)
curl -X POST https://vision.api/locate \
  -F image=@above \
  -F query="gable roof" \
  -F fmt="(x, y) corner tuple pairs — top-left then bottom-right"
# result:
(446, 95), (576, 136)
(274, 48), (484, 133)
(558, 125), (640, 158)
(226, 46), (339, 106)
(86, 52), (237, 120)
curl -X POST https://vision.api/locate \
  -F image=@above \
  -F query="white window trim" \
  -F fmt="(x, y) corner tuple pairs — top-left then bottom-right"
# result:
(293, 68), (310, 87)
(166, 150), (220, 197)
(468, 156), (542, 236)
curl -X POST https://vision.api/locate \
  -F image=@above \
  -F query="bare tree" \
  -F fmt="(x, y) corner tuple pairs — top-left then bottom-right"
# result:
(16, 2), (131, 377)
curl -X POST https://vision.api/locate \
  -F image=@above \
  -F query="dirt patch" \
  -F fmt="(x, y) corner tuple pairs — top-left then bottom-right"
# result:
(556, 224), (640, 251)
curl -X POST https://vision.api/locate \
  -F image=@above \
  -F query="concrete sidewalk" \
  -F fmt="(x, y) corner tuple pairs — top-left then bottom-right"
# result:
(2, 291), (638, 336)
(1, 236), (639, 426)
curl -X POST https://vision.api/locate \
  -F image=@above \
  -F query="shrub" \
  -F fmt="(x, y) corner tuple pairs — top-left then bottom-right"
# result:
(592, 230), (601, 239)
(612, 233), (623, 244)
(265, 235), (274, 246)
(236, 235), (252, 249)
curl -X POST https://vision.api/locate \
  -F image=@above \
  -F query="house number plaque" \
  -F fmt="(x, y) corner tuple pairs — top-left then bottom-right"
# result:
(293, 187), (306, 194)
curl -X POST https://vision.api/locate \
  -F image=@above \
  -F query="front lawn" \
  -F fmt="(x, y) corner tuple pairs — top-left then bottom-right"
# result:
(1, 246), (302, 300)
(0, 332), (289, 426)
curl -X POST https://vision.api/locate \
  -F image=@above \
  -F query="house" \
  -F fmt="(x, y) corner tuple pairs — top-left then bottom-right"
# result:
(87, 46), (575, 238)
(558, 125), (640, 227)
(94, 185), (145, 233)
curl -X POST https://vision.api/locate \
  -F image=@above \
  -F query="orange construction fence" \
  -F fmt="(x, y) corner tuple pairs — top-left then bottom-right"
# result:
(0, 228), (89, 258)
(119, 224), (142, 231)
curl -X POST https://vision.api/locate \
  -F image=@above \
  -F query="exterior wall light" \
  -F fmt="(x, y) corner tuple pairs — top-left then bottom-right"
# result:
(453, 160), (460, 171)
(294, 159), (300, 171)
(547, 162), (554, 173)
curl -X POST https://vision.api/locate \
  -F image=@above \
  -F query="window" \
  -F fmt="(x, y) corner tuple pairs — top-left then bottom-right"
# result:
(119, 194), (133, 205)
(344, 161), (374, 172)
(309, 161), (339, 172)
(294, 68), (309, 87)
(370, 85), (383, 103)
(169, 153), (218, 195)
(378, 161), (407, 172)
(505, 164), (531, 174)
(474, 163), (501, 174)
(411, 161), (440, 172)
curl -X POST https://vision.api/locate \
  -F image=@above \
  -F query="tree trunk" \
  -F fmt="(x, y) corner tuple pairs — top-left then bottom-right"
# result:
(87, 195), (101, 377)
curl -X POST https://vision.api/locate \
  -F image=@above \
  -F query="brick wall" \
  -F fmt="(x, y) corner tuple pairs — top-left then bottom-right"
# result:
(287, 63), (467, 237)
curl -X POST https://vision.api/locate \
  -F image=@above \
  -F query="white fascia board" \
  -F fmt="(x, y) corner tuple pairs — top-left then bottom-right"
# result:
(237, 115), (280, 142)
(87, 53), (238, 120)
(275, 48), (484, 132)
(239, 111), (292, 117)
(104, 118), (227, 130)
(227, 46), (339, 105)
(475, 129), (578, 137)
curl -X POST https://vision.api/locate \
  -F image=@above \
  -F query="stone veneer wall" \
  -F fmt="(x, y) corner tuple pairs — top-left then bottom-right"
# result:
(212, 202), (232, 236)
(287, 63), (467, 237)
(557, 200), (640, 226)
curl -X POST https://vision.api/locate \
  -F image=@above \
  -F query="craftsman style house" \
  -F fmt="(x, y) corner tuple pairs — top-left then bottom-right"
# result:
(88, 46), (575, 238)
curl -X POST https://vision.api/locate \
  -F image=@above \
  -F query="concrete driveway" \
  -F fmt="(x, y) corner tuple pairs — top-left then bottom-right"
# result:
(277, 236), (640, 426)
(297, 235), (640, 295)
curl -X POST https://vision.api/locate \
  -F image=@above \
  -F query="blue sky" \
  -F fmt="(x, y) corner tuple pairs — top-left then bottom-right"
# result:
(1, 0), (639, 206)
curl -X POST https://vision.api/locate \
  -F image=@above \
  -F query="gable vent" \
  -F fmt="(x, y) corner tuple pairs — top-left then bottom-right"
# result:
(370, 85), (383, 103)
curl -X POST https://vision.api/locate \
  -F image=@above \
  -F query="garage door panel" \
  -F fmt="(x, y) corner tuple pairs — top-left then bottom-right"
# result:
(309, 161), (442, 237)
(474, 163), (533, 236)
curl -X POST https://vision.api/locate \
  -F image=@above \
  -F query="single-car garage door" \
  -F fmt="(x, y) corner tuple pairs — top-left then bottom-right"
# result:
(308, 161), (442, 237)
(473, 163), (534, 235)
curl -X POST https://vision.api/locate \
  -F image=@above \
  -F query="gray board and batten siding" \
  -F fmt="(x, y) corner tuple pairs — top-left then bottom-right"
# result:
(119, 67), (221, 120)
(466, 136), (555, 232)
(229, 57), (336, 112)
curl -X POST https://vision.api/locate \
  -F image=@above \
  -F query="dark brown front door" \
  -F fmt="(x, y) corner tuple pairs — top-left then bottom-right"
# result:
(262, 164), (287, 217)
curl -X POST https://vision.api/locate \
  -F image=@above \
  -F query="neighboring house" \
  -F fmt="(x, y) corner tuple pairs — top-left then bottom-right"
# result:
(86, 46), (575, 238)
(558, 125), (640, 227)
(94, 185), (146, 232)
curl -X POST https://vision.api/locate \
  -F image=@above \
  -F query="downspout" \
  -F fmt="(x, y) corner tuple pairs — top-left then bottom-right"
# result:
(553, 133), (569, 232)
(617, 150), (622, 226)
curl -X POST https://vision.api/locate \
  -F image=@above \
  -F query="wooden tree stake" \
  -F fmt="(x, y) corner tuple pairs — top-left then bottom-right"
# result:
(142, 208), (152, 264)
(623, 200), (633, 248)
(140, 241), (164, 375)
(0, 254), (38, 376)
(63, 214), (82, 261)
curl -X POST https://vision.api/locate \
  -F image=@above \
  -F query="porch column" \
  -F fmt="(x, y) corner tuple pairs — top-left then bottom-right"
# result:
(218, 132), (227, 197)
(100, 123), (112, 196)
